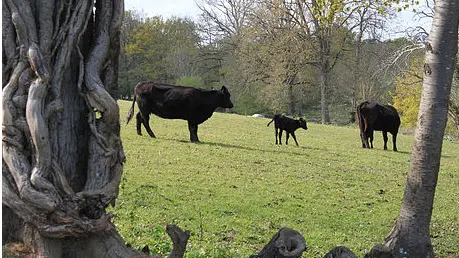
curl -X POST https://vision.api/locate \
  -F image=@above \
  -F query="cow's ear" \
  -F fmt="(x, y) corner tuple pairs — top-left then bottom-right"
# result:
(221, 86), (229, 94)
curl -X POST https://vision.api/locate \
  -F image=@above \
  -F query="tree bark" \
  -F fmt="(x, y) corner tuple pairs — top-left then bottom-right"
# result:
(249, 228), (306, 258)
(381, 0), (459, 257)
(1, 1), (142, 257)
(319, 60), (331, 124)
(166, 224), (191, 258)
(287, 78), (296, 115)
(318, 28), (332, 124)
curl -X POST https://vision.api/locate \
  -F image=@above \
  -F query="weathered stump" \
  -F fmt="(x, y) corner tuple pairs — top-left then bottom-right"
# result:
(323, 246), (356, 258)
(250, 228), (306, 258)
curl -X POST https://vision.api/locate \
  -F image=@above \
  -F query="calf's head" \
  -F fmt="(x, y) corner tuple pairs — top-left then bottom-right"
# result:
(218, 86), (234, 109)
(298, 118), (308, 130)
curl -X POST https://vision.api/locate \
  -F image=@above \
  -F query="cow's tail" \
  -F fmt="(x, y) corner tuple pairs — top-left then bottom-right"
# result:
(267, 114), (281, 126)
(356, 102), (367, 132)
(126, 95), (136, 125)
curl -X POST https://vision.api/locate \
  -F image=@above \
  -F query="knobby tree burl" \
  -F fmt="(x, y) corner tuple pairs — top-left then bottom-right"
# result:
(2, 0), (139, 257)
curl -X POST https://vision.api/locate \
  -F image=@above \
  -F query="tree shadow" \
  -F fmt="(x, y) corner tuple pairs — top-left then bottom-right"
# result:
(146, 136), (459, 159)
(161, 138), (311, 157)
(395, 150), (411, 155)
(298, 145), (335, 152)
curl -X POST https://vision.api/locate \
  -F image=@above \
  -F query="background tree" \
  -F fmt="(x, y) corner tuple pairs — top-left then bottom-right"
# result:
(163, 18), (201, 82)
(2, 0), (140, 256)
(197, 0), (253, 45)
(393, 56), (424, 128)
(378, 0), (459, 256)
(344, 0), (395, 108)
(449, 59), (459, 139)
(236, 0), (316, 115)
(280, 0), (389, 123)
(117, 1), (440, 125)
(118, 15), (201, 99)
(394, 53), (459, 138)
(198, 0), (395, 122)
(119, 10), (146, 99)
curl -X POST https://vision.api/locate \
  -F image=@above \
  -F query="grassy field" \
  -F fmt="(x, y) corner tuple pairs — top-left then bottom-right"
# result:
(111, 100), (459, 257)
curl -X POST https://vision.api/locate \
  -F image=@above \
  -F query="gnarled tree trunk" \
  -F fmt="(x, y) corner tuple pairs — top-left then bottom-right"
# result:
(380, 0), (459, 257)
(2, 0), (139, 257)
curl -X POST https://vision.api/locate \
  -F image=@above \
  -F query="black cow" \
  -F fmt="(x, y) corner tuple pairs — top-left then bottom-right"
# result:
(356, 101), (401, 151)
(267, 114), (308, 146)
(126, 81), (233, 142)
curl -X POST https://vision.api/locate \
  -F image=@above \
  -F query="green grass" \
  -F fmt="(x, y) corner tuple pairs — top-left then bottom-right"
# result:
(111, 100), (459, 257)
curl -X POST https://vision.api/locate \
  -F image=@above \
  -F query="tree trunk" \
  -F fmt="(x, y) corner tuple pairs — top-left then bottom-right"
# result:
(382, 1), (459, 257)
(351, 20), (364, 110)
(319, 32), (331, 124)
(2, 1), (140, 257)
(319, 63), (331, 124)
(287, 79), (295, 115)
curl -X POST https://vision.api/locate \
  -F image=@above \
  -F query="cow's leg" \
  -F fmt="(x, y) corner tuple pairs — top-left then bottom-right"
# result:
(366, 128), (374, 149)
(140, 112), (156, 138)
(392, 132), (398, 151)
(360, 132), (366, 148)
(136, 112), (143, 136)
(382, 131), (388, 150)
(360, 130), (369, 148)
(369, 132), (374, 148)
(188, 121), (199, 142)
(291, 132), (299, 146)
(278, 130), (283, 145)
(285, 132), (290, 145)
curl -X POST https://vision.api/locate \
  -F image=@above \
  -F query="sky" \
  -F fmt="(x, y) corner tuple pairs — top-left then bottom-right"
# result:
(124, 0), (432, 39)
(124, 0), (200, 20)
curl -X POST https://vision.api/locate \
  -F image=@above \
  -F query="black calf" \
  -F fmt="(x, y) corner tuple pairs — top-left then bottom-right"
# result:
(267, 114), (308, 146)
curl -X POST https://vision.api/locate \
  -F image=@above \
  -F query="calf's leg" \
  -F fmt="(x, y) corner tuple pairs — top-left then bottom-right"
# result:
(291, 132), (299, 146)
(278, 129), (283, 145)
(275, 128), (279, 144)
(188, 122), (199, 142)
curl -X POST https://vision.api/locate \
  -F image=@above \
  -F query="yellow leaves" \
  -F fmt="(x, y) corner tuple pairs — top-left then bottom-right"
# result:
(380, 0), (418, 13)
(320, 0), (345, 18)
(125, 44), (142, 55)
(393, 57), (424, 128)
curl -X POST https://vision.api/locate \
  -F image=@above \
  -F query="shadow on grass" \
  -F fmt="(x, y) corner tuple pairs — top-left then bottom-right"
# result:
(159, 137), (315, 157)
(134, 135), (453, 159)
(356, 147), (411, 156)
(395, 150), (411, 155)
(204, 140), (337, 157)
(360, 148), (446, 159)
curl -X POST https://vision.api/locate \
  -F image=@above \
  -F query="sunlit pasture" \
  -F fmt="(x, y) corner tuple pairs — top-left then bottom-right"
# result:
(110, 100), (459, 257)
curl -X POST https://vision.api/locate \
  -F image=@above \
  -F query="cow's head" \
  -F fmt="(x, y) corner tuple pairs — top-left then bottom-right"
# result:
(218, 86), (233, 108)
(298, 118), (308, 130)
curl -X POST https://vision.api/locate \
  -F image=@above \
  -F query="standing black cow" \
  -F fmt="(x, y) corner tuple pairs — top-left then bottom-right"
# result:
(126, 81), (233, 142)
(267, 114), (308, 146)
(356, 101), (401, 151)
